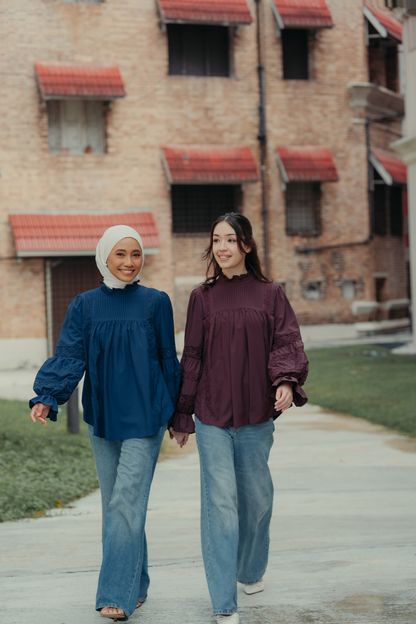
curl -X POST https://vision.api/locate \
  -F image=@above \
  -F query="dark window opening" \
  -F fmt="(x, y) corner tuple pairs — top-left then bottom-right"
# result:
(373, 184), (387, 235)
(375, 277), (386, 303)
(285, 182), (321, 235)
(171, 185), (241, 234)
(390, 185), (403, 236)
(168, 24), (230, 77)
(368, 23), (399, 93)
(282, 29), (309, 80)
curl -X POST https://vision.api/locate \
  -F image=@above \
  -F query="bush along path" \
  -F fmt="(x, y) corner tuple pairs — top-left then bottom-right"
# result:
(304, 345), (416, 436)
(0, 399), (98, 522)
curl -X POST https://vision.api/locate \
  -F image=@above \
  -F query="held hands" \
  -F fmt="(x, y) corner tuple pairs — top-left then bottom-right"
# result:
(274, 382), (293, 412)
(30, 403), (51, 427)
(169, 427), (189, 448)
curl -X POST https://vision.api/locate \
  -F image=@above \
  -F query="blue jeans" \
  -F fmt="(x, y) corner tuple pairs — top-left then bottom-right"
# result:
(88, 424), (165, 619)
(195, 417), (274, 615)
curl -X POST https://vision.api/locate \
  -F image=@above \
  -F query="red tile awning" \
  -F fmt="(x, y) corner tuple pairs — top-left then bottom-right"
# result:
(9, 213), (160, 257)
(35, 62), (126, 100)
(371, 149), (407, 185)
(161, 145), (259, 184)
(271, 0), (334, 29)
(276, 146), (338, 182)
(156, 0), (253, 25)
(365, 5), (402, 42)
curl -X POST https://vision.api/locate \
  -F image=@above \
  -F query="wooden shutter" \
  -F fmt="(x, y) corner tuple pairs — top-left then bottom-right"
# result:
(47, 101), (61, 153)
(85, 101), (105, 153)
(282, 30), (309, 80)
(60, 100), (86, 154)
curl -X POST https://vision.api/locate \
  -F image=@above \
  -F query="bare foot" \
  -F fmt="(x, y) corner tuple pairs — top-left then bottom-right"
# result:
(136, 602), (143, 609)
(100, 606), (125, 619)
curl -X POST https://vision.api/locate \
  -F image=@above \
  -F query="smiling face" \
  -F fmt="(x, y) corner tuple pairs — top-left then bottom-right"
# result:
(106, 237), (143, 283)
(212, 221), (250, 278)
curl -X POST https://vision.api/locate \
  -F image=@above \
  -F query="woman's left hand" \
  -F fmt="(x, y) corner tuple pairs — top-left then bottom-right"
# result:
(169, 428), (189, 448)
(274, 382), (293, 412)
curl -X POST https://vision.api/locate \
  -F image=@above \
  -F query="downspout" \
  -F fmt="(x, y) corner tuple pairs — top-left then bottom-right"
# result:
(254, 0), (270, 275)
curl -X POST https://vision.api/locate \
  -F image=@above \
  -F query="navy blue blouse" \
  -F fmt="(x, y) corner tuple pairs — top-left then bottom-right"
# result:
(30, 284), (181, 441)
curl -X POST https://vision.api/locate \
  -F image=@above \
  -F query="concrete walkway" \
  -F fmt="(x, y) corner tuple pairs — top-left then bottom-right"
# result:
(1, 403), (416, 624)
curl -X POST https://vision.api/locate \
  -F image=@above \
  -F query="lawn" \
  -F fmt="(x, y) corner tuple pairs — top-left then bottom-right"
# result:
(304, 344), (416, 436)
(0, 399), (98, 522)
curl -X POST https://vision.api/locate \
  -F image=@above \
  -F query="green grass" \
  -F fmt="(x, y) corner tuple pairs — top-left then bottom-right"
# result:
(304, 344), (416, 435)
(0, 399), (98, 522)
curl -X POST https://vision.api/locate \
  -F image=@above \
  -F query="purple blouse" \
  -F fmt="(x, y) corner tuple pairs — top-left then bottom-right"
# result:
(172, 272), (308, 433)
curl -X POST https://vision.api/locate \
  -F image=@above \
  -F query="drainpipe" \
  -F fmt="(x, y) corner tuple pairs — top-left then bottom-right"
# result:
(254, 0), (270, 275)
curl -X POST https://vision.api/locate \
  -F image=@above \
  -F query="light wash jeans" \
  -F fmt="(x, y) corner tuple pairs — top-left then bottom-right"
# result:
(88, 424), (165, 620)
(195, 416), (274, 616)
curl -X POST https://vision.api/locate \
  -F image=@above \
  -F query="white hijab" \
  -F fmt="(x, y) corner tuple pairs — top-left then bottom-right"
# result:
(95, 225), (144, 290)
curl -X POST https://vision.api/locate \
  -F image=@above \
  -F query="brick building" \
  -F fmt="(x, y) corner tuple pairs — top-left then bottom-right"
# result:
(0, 0), (409, 369)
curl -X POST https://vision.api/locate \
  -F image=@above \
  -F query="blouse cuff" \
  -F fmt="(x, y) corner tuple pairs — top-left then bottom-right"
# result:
(29, 396), (59, 421)
(170, 413), (195, 434)
(271, 377), (308, 408)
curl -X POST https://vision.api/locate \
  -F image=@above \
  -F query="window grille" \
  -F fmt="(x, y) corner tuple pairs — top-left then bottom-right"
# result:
(51, 258), (101, 349)
(306, 282), (322, 300)
(171, 185), (241, 234)
(47, 100), (105, 154)
(389, 185), (403, 236)
(281, 29), (309, 80)
(168, 25), (230, 77)
(285, 182), (321, 235)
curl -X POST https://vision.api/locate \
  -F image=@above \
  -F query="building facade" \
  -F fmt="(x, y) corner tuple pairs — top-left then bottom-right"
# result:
(0, 0), (409, 369)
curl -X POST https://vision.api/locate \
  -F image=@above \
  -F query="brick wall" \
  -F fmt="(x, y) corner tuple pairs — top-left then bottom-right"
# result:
(0, 0), (408, 343)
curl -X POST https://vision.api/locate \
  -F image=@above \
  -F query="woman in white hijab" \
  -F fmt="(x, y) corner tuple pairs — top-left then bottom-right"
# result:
(30, 225), (182, 621)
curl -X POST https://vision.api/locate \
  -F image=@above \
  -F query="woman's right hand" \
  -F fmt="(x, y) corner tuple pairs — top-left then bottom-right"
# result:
(30, 403), (51, 427)
(169, 427), (189, 448)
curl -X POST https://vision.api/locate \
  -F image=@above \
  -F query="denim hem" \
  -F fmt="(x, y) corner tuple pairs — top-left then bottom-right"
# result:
(213, 610), (237, 615)
(237, 576), (264, 585)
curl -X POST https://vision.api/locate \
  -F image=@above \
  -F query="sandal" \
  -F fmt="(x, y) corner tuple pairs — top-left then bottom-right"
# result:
(100, 607), (127, 622)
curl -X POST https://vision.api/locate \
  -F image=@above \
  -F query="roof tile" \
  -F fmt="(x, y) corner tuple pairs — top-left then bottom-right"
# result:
(366, 5), (402, 42)
(157, 0), (252, 25)
(276, 146), (338, 182)
(10, 213), (160, 256)
(161, 145), (259, 184)
(372, 149), (407, 185)
(35, 63), (126, 99)
(272, 0), (334, 29)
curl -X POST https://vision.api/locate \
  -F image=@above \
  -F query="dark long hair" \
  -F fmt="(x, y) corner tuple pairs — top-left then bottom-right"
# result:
(202, 213), (271, 287)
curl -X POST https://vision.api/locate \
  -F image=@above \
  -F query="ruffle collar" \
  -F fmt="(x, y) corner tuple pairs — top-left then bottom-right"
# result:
(218, 271), (254, 285)
(101, 281), (139, 294)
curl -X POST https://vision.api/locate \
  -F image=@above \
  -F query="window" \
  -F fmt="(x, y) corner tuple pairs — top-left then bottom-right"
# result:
(373, 183), (387, 235)
(47, 100), (105, 154)
(375, 277), (386, 302)
(367, 23), (399, 92)
(168, 25), (230, 77)
(342, 281), (356, 300)
(171, 185), (241, 234)
(306, 282), (323, 300)
(281, 29), (308, 80)
(389, 186), (403, 236)
(286, 183), (321, 235)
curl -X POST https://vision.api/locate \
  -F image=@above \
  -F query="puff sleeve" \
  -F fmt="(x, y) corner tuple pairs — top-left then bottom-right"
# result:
(268, 286), (309, 407)
(29, 295), (87, 421)
(154, 291), (181, 409)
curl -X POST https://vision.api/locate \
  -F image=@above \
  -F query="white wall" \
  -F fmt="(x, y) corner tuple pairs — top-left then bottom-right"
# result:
(0, 338), (47, 371)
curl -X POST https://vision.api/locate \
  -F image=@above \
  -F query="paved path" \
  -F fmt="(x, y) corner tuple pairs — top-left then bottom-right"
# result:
(1, 404), (415, 624)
